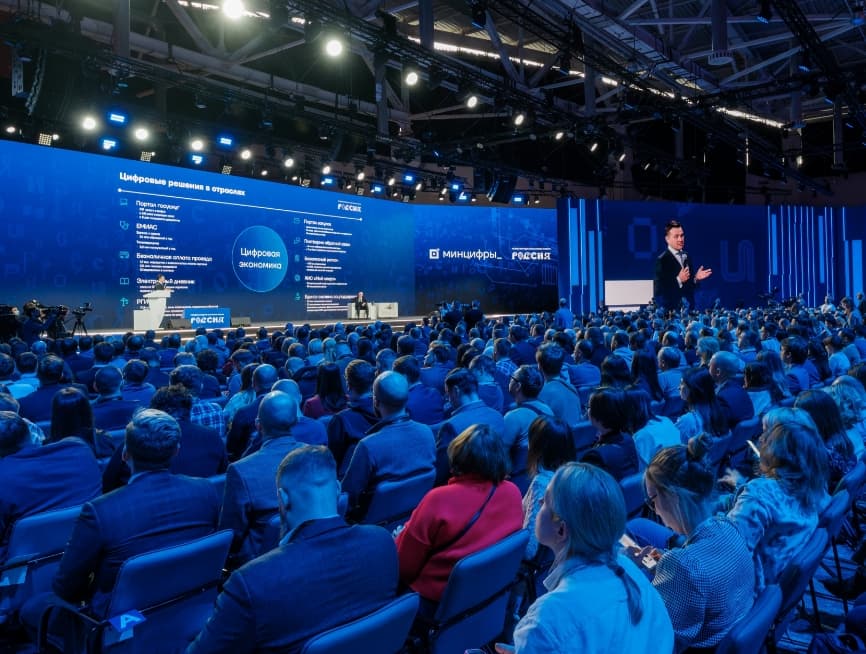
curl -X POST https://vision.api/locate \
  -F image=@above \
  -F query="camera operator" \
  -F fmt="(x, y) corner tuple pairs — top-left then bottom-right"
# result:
(20, 301), (60, 346)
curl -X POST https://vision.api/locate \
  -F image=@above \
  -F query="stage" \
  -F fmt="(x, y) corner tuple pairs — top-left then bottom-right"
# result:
(77, 314), (437, 340)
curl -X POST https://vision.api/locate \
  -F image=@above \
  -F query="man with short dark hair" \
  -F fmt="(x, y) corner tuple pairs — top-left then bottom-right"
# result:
(91, 366), (142, 431)
(327, 360), (378, 475)
(49, 409), (219, 616)
(536, 342), (583, 427)
(434, 368), (505, 485)
(17, 354), (88, 423)
(653, 219), (713, 310)
(188, 446), (398, 654)
(220, 391), (304, 566)
(394, 355), (445, 425)
(341, 372), (436, 520)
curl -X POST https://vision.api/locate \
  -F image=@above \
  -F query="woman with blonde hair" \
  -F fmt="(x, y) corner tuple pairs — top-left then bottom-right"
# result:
(498, 462), (673, 654)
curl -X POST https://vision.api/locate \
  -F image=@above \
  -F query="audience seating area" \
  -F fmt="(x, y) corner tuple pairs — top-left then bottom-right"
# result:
(5, 299), (866, 653)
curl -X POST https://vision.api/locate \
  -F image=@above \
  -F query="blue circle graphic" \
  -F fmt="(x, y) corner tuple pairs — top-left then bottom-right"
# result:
(231, 225), (289, 293)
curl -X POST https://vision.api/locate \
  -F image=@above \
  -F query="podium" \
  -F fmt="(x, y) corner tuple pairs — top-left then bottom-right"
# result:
(134, 290), (171, 331)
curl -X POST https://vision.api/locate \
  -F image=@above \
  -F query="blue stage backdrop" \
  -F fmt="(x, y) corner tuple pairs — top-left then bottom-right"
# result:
(0, 141), (557, 328)
(840, 205), (866, 303)
(413, 204), (558, 316)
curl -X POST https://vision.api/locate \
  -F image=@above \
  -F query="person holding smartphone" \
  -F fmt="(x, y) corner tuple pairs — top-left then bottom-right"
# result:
(640, 436), (756, 652)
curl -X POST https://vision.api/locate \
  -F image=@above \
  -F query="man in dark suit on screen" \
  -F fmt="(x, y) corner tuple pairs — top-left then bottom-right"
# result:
(653, 219), (712, 311)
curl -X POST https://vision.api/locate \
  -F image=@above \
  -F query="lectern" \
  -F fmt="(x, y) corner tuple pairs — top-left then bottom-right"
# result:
(134, 290), (171, 331)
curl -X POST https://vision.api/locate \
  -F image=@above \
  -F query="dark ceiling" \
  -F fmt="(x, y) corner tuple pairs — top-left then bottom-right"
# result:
(0, 0), (864, 203)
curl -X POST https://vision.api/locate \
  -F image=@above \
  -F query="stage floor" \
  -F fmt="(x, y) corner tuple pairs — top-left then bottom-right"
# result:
(80, 314), (436, 339)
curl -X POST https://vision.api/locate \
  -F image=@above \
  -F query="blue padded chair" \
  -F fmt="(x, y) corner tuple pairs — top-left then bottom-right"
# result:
(619, 471), (647, 519)
(300, 593), (419, 654)
(418, 529), (529, 654)
(208, 472), (226, 504)
(39, 529), (232, 654)
(0, 504), (81, 624)
(818, 489), (854, 613)
(727, 416), (762, 470)
(773, 528), (830, 645)
(571, 421), (597, 457)
(361, 470), (436, 531)
(508, 440), (530, 496)
(715, 584), (782, 654)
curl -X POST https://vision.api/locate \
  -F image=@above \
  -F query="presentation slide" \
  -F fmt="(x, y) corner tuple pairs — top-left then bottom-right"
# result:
(0, 140), (415, 329)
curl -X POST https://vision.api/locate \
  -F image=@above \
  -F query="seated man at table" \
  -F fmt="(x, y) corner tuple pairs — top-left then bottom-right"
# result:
(187, 445), (398, 654)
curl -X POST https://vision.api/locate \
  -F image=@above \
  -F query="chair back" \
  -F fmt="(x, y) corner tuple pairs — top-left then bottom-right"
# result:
(836, 459), (866, 497)
(661, 395), (685, 418)
(571, 421), (597, 456)
(509, 438), (530, 496)
(707, 432), (734, 471)
(619, 472), (647, 519)
(100, 529), (233, 653)
(363, 470), (435, 530)
(429, 530), (529, 654)
(208, 473), (226, 504)
(300, 593), (419, 654)
(715, 584), (782, 654)
(729, 416), (762, 454)
(819, 490), (851, 540)
(0, 504), (82, 622)
(777, 528), (829, 620)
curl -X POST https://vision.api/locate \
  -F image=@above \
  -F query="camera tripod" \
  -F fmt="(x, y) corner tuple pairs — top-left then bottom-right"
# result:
(70, 312), (89, 337)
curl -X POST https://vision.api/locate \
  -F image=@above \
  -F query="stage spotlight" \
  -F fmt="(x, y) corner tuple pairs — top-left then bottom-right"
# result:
(511, 193), (527, 204)
(217, 135), (234, 148)
(141, 151), (154, 162)
(223, 0), (245, 19)
(455, 190), (471, 202)
(618, 152), (627, 163)
(38, 132), (54, 146)
(5, 125), (16, 135)
(107, 111), (128, 126)
(283, 156), (295, 168)
(371, 181), (386, 195)
(402, 172), (416, 184)
(589, 141), (599, 152)
(322, 163), (332, 174)
(190, 138), (205, 152)
(190, 154), (204, 165)
(221, 163), (232, 174)
(82, 116), (98, 131)
(100, 137), (118, 151)
(533, 195), (540, 205)
(513, 111), (526, 127)
(756, 0), (772, 23)
(133, 127), (150, 142)
(440, 187), (448, 196)
(415, 181), (423, 191)
(324, 37), (344, 57)
(356, 169), (366, 181)
(321, 175), (336, 186)
(554, 130), (565, 140)
(387, 175), (396, 186)
(404, 68), (419, 87)
(260, 169), (268, 177)
(240, 149), (252, 160)
(466, 94), (479, 109)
